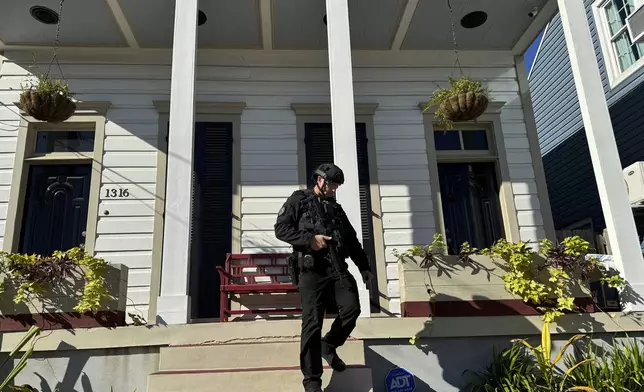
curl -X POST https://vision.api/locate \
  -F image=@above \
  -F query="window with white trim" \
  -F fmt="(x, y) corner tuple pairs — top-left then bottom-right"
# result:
(432, 126), (505, 254)
(595, 0), (644, 86)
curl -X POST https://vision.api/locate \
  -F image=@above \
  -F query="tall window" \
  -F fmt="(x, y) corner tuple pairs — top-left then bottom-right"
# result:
(433, 128), (504, 254)
(6, 122), (104, 256)
(595, 0), (644, 84)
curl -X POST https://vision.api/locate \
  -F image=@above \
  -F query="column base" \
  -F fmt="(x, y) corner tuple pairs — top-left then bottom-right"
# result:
(156, 294), (191, 325)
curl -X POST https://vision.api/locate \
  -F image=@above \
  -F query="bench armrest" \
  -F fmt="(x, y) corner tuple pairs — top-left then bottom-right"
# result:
(216, 266), (231, 285)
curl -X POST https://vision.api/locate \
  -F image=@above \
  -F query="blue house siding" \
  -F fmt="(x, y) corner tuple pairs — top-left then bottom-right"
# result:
(544, 82), (644, 232)
(530, 13), (583, 156)
(531, 0), (644, 232)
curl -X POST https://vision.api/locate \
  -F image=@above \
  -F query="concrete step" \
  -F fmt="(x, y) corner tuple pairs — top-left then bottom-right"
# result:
(148, 366), (373, 392)
(159, 339), (365, 371)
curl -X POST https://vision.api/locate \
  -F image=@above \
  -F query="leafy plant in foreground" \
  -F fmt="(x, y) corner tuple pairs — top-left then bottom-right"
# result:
(564, 337), (644, 391)
(512, 322), (595, 391)
(0, 326), (41, 391)
(463, 344), (538, 392)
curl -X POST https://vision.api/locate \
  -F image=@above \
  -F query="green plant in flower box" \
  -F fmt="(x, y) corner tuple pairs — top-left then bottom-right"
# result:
(481, 236), (624, 323)
(0, 247), (111, 313)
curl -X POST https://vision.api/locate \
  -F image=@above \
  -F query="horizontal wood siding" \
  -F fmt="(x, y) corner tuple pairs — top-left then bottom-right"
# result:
(1, 52), (543, 317)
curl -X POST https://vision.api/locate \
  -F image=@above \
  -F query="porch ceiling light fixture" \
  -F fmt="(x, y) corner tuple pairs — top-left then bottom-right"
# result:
(460, 11), (487, 29)
(198, 10), (207, 26)
(29, 5), (60, 25)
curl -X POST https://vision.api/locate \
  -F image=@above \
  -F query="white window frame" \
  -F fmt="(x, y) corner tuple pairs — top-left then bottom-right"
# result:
(593, 0), (644, 88)
(4, 102), (111, 255)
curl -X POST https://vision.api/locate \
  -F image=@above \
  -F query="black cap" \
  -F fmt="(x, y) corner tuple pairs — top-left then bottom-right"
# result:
(313, 163), (345, 184)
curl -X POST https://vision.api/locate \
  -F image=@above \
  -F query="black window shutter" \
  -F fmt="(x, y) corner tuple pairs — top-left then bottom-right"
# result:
(191, 122), (234, 319)
(304, 122), (376, 277)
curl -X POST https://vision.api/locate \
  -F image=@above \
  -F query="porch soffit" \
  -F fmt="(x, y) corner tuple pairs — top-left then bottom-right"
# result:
(0, 0), (552, 52)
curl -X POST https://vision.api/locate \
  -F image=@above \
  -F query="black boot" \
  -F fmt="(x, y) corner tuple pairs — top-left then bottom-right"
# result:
(303, 380), (323, 392)
(321, 339), (347, 372)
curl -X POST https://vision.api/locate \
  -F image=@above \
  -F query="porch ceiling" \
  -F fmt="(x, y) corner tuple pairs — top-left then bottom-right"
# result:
(0, 0), (549, 51)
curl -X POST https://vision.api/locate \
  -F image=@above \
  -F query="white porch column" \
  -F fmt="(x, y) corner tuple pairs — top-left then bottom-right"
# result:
(156, 0), (199, 324)
(325, 0), (371, 317)
(558, 0), (644, 312)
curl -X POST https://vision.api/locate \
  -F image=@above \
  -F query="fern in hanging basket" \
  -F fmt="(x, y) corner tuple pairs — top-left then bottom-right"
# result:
(423, 76), (490, 129)
(20, 73), (76, 123)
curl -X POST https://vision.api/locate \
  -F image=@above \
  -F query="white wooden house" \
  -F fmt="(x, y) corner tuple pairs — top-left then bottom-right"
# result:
(1, 1), (644, 391)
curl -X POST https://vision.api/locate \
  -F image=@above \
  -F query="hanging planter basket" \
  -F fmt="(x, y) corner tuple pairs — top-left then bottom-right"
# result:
(439, 92), (488, 123)
(423, 76), (490, 129)
(18, 0), (76, 124)
(20, 89), (76, 123)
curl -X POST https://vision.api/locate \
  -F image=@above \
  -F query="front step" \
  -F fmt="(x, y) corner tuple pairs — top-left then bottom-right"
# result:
(159, 340), (365, 371)
(148, 366), (373, 392)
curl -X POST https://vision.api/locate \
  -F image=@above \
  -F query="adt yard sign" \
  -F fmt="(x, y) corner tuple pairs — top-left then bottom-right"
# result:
(385, 367), (416, 392)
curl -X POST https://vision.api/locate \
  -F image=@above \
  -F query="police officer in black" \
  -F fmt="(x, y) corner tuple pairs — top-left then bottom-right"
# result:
(274, 163), (373, 392)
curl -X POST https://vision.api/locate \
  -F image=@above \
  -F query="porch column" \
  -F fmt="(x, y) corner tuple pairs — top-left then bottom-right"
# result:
(325, 0), (371, 317)
(156, 0), (199, 324)
(558, 0), (644, 312)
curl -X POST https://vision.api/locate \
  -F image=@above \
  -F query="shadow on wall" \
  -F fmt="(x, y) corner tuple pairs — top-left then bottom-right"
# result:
(3, 341), (156, 392)
(6, 341), (93, 392)
(361, 293), (613, 392)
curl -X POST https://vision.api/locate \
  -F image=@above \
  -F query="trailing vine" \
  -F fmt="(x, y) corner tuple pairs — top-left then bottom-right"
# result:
(0, 247), (112, 313)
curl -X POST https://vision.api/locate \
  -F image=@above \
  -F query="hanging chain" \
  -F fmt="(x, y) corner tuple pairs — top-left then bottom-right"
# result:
(447, 0), (466, 76)
(45, 0), (66, 82)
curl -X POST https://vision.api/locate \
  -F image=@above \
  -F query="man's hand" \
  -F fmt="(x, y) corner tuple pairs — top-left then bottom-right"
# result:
(310, 235), (332, 251)
(361, 270), (374, 284)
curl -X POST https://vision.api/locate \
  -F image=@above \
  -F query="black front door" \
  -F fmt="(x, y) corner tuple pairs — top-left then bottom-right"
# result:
(190, 122), (234, 319)
(19, 164), (92, 255)
(438, 162), (503, 254)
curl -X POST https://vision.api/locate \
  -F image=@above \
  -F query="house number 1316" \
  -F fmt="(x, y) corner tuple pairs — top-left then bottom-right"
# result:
(104, 188), (130, 198)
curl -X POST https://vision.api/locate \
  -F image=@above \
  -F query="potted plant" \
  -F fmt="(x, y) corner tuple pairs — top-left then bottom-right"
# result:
(423, 76), (489, 129)
(19, 73), (76, 123)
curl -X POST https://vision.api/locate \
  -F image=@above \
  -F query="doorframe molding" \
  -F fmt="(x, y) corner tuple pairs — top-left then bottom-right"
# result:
(291, 103), (391, 314)
(150, 101), (245, 323)
(420, 101), (522, 245)
(3, 102), (111, 255)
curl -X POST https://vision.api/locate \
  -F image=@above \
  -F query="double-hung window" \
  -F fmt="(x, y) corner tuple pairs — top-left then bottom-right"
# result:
(594, 0), (644, 86)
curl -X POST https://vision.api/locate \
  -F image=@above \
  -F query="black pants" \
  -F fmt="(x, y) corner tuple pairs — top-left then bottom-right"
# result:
(298, 266), (361, 390)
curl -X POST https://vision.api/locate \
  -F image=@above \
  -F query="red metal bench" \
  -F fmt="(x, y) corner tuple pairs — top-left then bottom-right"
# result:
(216, 253), (299, 322)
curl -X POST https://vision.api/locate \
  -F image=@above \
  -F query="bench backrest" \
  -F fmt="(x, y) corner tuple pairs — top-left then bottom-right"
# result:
(225, 253), (292, 285)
